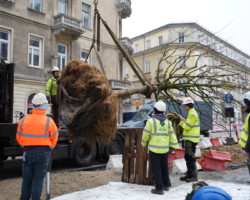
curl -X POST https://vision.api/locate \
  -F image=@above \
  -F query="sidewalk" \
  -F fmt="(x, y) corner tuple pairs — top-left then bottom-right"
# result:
(52, 168), (250, 200)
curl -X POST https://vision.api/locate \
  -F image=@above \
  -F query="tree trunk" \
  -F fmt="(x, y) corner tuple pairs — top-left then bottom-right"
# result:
(114, 85), (157, 98)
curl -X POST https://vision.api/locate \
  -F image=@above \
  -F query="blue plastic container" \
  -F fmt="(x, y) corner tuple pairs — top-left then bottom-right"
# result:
(192, 186), (232, 200)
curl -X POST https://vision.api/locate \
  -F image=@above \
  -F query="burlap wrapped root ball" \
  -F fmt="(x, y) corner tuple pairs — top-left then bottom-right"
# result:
(166, 112), (183, 141)
(58, 60), (118, 145)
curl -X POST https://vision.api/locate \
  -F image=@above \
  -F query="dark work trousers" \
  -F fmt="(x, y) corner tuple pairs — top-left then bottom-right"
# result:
(20, 151), (50, 200)
(51, 95), (59, 126)
(149, 151), (170, 190)
(184, 140), (197, 171)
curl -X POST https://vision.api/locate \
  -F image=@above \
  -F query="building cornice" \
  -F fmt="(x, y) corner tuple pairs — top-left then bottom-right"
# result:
(14, 78), (46, 85)
(0, 10), (51, 29)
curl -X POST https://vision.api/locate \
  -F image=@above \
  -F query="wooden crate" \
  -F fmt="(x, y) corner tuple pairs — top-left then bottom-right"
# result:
(121, 127), (153, 185)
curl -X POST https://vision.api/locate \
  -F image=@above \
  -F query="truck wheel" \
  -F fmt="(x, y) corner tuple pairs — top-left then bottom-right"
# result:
(73, 139), (96, 167)
(110, 135), (124, 155)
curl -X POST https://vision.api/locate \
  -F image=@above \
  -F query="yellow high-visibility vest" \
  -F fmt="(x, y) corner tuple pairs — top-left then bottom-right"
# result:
(239, 113), (250, 148)
(141, 118), (179, 153)
(45, 77), (58, 97)
(180, 108), (200, 143)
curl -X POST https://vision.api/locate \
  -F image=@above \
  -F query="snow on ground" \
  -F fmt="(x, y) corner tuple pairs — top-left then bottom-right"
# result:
(51, 180), (250, 200)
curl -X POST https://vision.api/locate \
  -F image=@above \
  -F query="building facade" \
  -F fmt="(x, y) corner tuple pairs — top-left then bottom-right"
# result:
(123, 23), (250, 124)
(0, 0), (132, 122)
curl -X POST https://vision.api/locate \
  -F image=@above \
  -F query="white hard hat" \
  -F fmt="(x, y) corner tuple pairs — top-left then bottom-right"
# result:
(182, 97), (194, 105)
(243, 91), (250, 101)
(154, 101), (166, 112)
(32, 93), (48, 105)
(52, 66), (60, 72)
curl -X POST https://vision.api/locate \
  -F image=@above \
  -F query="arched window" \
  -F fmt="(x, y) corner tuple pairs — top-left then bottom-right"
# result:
(27, 93), (36, 114)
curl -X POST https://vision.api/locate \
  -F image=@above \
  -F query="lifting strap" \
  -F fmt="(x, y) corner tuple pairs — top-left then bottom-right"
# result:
(85, 1), (105, 74)
(86, 1), (152, 86)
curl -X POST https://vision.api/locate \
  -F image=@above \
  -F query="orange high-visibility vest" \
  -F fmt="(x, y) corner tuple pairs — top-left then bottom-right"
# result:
(16, 109), (58, 148)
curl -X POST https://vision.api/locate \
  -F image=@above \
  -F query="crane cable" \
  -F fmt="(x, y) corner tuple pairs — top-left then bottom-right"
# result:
(85, 0), (105, 74)
(85, 1), (157, 97)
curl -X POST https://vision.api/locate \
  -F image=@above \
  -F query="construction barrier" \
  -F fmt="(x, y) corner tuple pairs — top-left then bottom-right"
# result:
(168, 151), (176, 165)
(200, 156), (226, 171)
(200, 149), (232, 171)
(174, 149), (185, 159)
(195, 146), (201, 158)
(210, 137), (223, 147)
(207, 149), (232, 162)
(199, 136), (212, 149)
(172, 158), (202, 174)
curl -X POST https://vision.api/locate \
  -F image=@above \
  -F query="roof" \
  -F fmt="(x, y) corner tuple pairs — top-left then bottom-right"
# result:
(132, 22), (250, 59)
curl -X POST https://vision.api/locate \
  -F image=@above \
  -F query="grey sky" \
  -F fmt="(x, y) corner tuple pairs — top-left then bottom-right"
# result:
(123, 0), (250, 55)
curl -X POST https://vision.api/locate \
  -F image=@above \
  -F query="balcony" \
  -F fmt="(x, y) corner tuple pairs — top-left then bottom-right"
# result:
(116, 0), (132, 19)
(109, 79), (131, 90)
(53, 14), (83, 40)
(120, 37), (133, 55)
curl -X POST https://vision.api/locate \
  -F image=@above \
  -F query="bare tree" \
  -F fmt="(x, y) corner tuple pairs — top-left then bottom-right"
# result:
(152, 32), (248, 125)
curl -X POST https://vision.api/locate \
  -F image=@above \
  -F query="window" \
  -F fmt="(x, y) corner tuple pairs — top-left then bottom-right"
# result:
(145, 61), (150, 73)
(0, 29), (10, 62)
(124, 66), (129, 77)
(157, 58), (163, 71)
(178, 55), (186, 68)
(28, 36), (42, 68)
(58, 0), (68, 14)
(82, 3), (90, 28)
(178, 79), (186, 95)
(135, 44), (140, 53)
(158, 36), (163, 45)
(57, 43), (67, 70)
(145, 40), (151, 49)
(81, 50), (90, 63)
(178, 32), (184, 43)
(29, 0), (42, 12)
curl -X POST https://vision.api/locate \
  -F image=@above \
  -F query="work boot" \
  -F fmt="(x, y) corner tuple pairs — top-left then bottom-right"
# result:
(163, 186), (169, 191)
(151, 189), (164, 195)
(186, 170), (198, 182)
(180, 171), (191, 181)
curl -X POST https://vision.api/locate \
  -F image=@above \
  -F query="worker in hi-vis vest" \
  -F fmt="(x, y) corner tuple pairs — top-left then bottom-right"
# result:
(239, 91), (250, 176)
(16, 93), (58, 200)
(178, 97), (200, 183)
(45, 66), (60, 125)
(141, 101), (179, 195)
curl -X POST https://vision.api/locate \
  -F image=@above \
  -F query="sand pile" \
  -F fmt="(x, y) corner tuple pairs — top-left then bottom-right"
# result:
(198, 144), (246, 169)
(58, 60), (118, 145)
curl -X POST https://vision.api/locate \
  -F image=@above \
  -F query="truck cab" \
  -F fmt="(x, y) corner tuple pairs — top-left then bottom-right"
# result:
(121, 100), (213, 136)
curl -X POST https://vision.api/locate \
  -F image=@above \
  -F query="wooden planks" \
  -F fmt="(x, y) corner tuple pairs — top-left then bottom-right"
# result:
(122, 128), (154, 185)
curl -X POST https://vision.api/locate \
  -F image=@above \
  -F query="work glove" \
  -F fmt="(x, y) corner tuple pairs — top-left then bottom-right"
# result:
(167, 147), (174, 156)
(169, 147), (174, 154)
